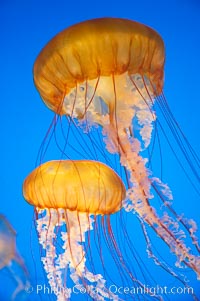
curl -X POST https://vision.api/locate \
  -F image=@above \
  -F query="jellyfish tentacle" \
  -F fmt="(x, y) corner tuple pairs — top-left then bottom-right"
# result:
(140, 218), (199, 301)
(110, 74), (200, 278)
(61, 210), (120, 300)
(130, 75), (200, 253)
(103, 215), (164, 301)
(119, 132), (200, 277)
(8, 264), (28, 301)
(36, 207), (121, 300)
(37, 208), (72, 301)
(58, 71), (200, 278)
(115, 122), (200, 277)
(152, 180), (200, 254)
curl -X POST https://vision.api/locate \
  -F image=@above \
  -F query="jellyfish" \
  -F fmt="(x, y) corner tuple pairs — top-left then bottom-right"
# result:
(24, 160), (176, 301)
(0, 214), (30, 300)
(23, 160), (122, 300)
(23, 159), (145, 301)
(32, 18), (200, 291)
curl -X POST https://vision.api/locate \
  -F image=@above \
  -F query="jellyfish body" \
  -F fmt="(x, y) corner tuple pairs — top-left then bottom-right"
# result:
(0, 214), (16, 270)
(33, 17), (200, 284)
(23, 160), (128, 300)
(0, 214), (30, 300)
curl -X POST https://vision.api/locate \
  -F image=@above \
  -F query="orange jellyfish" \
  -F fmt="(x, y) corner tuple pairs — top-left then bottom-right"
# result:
(0, 214), (30, 300)
(23, 160), (129, 300)
(33, 18), (200, 289)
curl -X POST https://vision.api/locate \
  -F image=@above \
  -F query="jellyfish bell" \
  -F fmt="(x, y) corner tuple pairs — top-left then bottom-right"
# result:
(23, 159), (125, 214)
(23, 159), (128, 300)
(33, 18), (164, 115)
